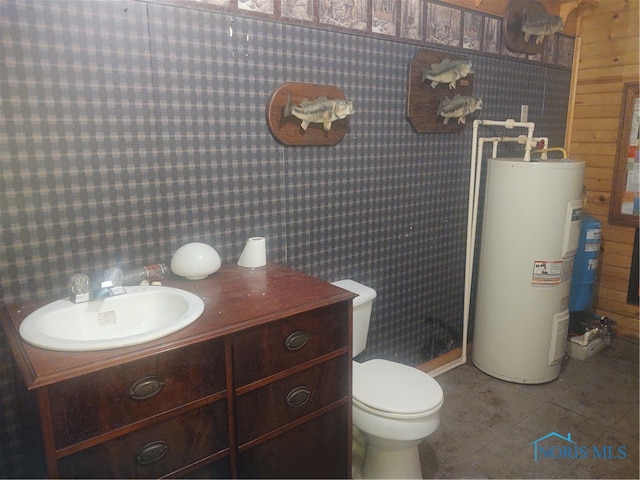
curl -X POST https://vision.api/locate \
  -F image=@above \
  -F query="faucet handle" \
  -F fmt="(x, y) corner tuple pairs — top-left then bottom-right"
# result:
(103, 267), (123, 287)
(69, 274), (91, 303)
(103, 268), (126, 295)
(69, 274), (90, 294)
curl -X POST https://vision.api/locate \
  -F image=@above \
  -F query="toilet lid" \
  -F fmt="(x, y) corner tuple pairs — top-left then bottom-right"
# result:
(353, 359), (443, 415)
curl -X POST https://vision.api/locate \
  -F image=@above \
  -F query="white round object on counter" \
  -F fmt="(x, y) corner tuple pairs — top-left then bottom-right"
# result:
(170, 242), (221, 280)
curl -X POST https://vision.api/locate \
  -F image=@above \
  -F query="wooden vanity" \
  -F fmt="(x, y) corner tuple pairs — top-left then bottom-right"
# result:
(0, 263), (354, 478)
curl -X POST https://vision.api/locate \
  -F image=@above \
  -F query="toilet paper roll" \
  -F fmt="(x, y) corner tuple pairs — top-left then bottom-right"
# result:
(237, 237), (267, 268)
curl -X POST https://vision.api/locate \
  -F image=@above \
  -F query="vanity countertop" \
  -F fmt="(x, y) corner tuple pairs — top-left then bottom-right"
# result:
(0, 262), (354, 389)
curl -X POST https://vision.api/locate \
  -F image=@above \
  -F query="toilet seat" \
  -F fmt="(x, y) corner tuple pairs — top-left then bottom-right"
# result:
(353, 359), (444, 419)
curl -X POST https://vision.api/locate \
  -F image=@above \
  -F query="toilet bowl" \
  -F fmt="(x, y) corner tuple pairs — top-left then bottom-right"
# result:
(331, 280), (444, 479)
(353, 358), (443, 479)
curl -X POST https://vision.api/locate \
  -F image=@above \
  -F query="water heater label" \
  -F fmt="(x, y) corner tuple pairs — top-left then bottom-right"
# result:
(585, 242), (600, 252)
(562, 200), (584, 257)
(586, 228), (602, 240)
(531, 260), (563, 287)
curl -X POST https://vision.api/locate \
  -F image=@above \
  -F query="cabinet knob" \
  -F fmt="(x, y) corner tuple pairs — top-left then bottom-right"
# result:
(129, 375), (165, 400)
(135, 440), (169, 465)
(286, 386), (311, 408)
(284, 330), (310, 351)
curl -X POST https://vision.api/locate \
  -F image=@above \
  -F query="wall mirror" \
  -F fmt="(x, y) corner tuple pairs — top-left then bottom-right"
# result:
(609, 82), (639, 227)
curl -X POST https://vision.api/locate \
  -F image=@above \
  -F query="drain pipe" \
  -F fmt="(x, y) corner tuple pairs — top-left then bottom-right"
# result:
(428, 121), (485, 377)
(429, 118), (537, 378)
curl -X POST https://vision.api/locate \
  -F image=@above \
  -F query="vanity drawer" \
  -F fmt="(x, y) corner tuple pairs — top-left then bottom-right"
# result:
(58, 400), (229, 479)
(48, 338), (226, 448)
(238, 403), (350, 479)
(235, 354), (349, 445)
(232, 302), (349, 387)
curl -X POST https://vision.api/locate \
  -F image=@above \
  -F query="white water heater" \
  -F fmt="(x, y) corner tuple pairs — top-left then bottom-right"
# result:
(472, 158), (585, 383)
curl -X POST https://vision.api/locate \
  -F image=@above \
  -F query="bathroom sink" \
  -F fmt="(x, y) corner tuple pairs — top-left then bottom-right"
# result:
(19, 286), (205, 351)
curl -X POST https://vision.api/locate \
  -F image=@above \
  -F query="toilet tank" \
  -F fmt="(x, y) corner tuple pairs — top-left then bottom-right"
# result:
(331, 279), (377, 357)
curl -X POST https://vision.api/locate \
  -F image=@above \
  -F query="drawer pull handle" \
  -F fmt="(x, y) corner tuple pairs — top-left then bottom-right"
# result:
(129, 376), (165, 400)
(285, 330), (310, 351)
(135, 440), (169, 465)
(286, 386), (311, 408)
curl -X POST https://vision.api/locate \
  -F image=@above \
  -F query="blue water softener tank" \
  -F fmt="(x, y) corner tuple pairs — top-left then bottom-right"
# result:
(569, 215), (602, 312)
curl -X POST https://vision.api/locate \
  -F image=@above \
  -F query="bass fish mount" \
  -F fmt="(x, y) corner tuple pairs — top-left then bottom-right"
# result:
(406, 48), (477, 133)
(267, 82), (352, 146)
(503, 0), (564, 55)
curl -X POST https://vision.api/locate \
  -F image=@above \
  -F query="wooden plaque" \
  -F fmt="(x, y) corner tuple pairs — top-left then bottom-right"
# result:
(266, 82), (349, 146)
(406, 48), (475, 133)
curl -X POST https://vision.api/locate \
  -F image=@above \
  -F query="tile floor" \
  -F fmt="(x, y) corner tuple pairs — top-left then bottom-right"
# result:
(418, 338), (639, 479)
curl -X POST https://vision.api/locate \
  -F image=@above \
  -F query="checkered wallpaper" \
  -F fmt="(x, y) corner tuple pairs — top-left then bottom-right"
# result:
(0, 1), (570, 475)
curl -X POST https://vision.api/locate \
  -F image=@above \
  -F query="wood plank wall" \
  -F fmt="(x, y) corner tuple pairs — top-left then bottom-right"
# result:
(566, 0), (639, 341)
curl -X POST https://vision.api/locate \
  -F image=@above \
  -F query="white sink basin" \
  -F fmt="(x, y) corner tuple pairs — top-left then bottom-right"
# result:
(19, 285), (205, 351)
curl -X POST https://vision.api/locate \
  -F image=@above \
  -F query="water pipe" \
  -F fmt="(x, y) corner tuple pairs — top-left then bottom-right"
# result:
(492, 135), (548, 154)
(490, 138), (500, 158)
(473, 118), (537, 161)
(430, 118), (540, 378)
(533, 147), (568, 159)
(492, 135), (547, 144)
(428, 123), (481, 376)
(569, 327), (600, 346)
(430, 122), (487, 375)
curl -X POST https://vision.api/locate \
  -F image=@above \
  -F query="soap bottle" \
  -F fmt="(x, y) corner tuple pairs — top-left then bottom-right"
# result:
(122, 264), (169, 285)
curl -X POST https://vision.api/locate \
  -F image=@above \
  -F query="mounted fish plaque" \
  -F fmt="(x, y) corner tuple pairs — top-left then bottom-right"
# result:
(504, 0), (564, 54)
(406, 48), (477, 133)
(267, 83), (352, 146)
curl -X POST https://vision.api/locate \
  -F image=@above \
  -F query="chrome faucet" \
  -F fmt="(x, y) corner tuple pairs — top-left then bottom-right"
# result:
(68, 267), (127, 303)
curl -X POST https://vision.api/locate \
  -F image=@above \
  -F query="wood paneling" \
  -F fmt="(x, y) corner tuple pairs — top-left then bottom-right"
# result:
(566, 0), (639, 341)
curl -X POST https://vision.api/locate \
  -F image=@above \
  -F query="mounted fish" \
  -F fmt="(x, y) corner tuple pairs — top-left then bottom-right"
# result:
(283, 95), (354, 131)
(422, 59), (473, 90)
(503, 0), (562, 54)
(521, 11), (563, 45)
(438, 95), (483, 125)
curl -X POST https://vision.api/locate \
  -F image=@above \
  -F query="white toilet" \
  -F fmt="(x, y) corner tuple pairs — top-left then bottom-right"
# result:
(332, 279), (444, 480)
